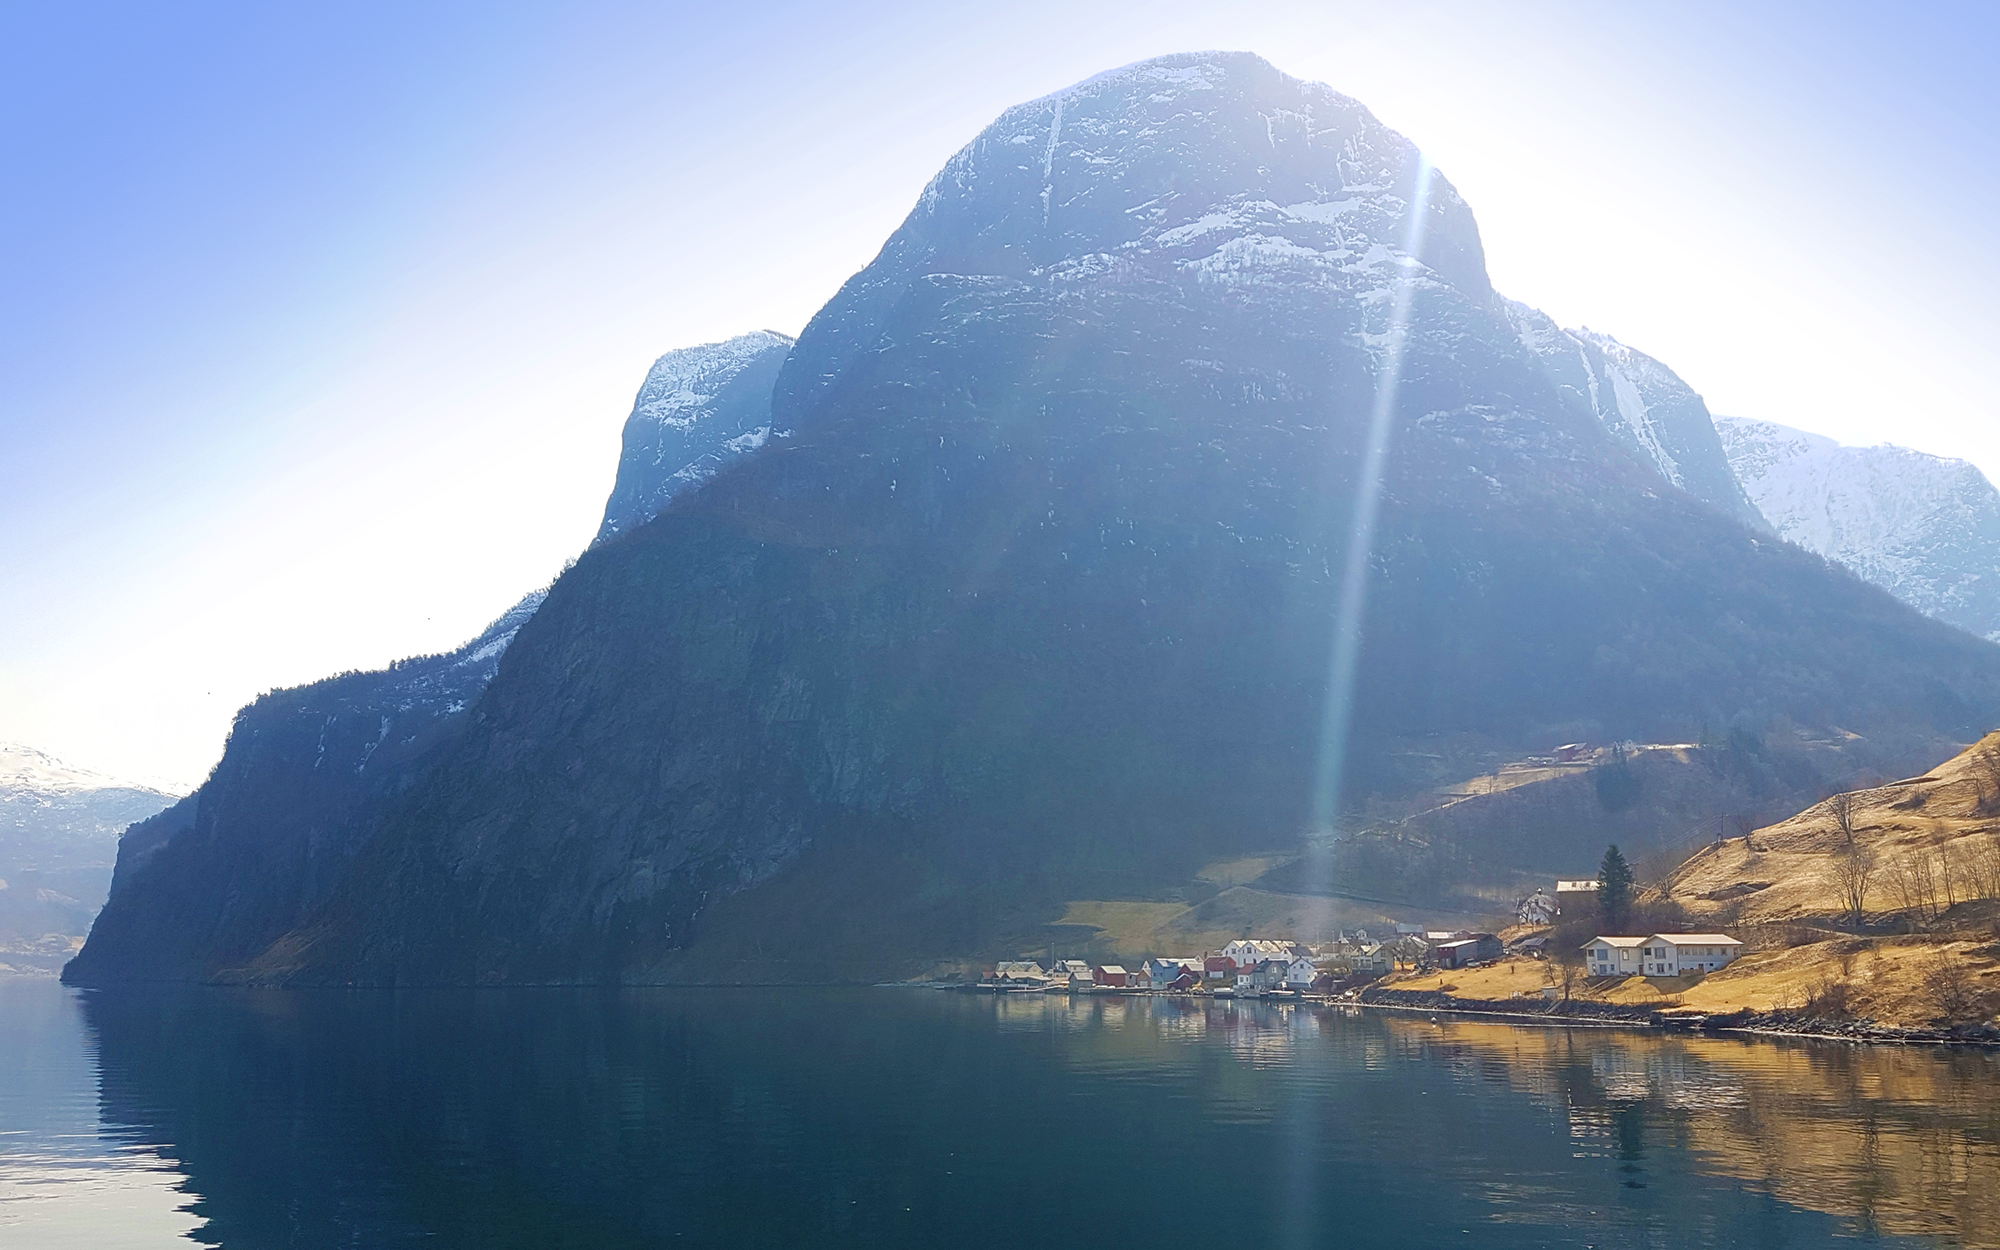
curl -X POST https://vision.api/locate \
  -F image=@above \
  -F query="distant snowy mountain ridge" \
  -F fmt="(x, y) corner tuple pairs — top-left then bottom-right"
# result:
(1, 744), (177, 974)
(0, 743), (178, 800)
(1717, 417), (2000, 642)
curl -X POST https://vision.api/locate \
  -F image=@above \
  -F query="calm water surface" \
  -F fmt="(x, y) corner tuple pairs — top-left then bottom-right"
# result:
(4, 977), (2000, 1248)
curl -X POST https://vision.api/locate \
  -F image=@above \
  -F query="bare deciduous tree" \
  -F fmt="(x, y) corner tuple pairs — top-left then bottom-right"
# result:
(1890, 853), (1943, 925)
(1827, 790), (1861, 846)
(1963, 835), (2000, 901)
(1827, 841), (1875, 928)
(1553, 949), (1585, 1005)
(1939, 837), (1961, 913)
(1802, 974), (1852, 1020)
(1922, 953), (1994, 1025)
(1974, 745), (2000, 817)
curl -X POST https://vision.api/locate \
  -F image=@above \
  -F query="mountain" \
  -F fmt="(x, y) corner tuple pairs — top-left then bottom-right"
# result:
(67, 332), (795, 985)
(63, 595), (543, 984)
(1717, 417), (2000, 643)
(0, 744), (177, 974)
(1506, 304), (1768, 532)
(71, 52), (2000, 987)
(595, 332), (795, 544)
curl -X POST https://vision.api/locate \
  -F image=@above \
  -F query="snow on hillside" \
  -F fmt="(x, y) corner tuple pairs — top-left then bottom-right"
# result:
(1506, 302), (1768, 531)
(1718, 417), (2000, 642)
(595, 332), (795, 544)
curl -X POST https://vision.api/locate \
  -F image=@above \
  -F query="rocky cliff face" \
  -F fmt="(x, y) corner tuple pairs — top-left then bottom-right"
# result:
(0, 745), (176, 974)
(72, 53), (2000, 987)
(63, 595), (544, 983)
(1717, 417), (2000, 643)
(1506, 302), (1768, 531)
(594, 332), (795, 544)
(71, 324), (803, 985)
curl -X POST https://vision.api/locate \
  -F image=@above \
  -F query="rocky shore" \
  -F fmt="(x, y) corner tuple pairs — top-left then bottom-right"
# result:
(1358, 985), (2000, 1047)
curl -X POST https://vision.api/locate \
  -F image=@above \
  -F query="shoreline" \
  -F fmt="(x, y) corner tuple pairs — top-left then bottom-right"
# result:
(1353, 986), (2000, 1049)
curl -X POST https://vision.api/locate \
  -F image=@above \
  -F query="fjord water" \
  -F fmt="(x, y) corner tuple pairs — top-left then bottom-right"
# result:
(5, 979), (1999, 1248)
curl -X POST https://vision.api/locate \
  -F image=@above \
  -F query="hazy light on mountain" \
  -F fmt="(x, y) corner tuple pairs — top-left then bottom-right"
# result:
(1313, 159), (1436, 837)
(4, 0), (1998, 784)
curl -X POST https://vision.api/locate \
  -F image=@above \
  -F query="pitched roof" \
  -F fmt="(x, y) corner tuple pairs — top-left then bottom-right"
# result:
(1587, 936), (1648, 948)
(1652, 933), (1742, 945)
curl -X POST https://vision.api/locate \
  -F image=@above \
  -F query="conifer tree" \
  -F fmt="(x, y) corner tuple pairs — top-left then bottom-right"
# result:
(1598, 844), (1634, 930)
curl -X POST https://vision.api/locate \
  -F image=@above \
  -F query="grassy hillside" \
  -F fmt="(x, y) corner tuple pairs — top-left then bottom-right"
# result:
(1670, 731), (2000, 925)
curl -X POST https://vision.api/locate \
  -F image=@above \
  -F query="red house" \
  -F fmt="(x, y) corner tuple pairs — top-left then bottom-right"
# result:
(1204, 956), (1236, 981)
(1093, 965), (1130, 988)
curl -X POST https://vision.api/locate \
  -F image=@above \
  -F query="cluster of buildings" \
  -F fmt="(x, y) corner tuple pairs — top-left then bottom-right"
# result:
(982, 912), (1747, 997)
(984, 929), (1518, 997)
(1516, 877), (1747, 980)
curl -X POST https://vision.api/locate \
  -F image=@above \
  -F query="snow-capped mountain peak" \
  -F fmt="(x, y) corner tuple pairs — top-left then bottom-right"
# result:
(596, 332), (795, 544)
(628, 330), (793, 433)
(1718, 416), (2000, 642)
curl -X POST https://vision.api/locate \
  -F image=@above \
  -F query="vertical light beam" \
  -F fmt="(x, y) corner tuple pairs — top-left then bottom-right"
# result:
(1310, 156), (1436, 838)
(1280, 152), (1437, 1250)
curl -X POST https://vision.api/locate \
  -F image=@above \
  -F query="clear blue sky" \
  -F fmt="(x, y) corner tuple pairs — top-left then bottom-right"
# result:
(5, 0), (1998, 785)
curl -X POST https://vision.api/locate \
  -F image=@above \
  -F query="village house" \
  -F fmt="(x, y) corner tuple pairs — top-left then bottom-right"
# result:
(1583, 936), (1644, 977)
(1433, 933), (1503, 969)
(1637, 934), (1743, 976)
(992, 961), (1046, 982)
(1349, 944), (1393, 975)
(1283, 956), (1319, 988)
(1585, 933), (1742, 977)
(1222, 939), (1293, 967)
(1555, 880), (1599, 913)
(1516, 889), (1557, 926)
(1204, 955), (1236, 981)
(1092, 964), (1130, 988)
(1509, 935), (1549, 960)
(1237, 959), (1288, 991)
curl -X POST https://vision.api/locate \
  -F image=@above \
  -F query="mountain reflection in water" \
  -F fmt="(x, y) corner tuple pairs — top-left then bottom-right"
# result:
(11, 983), (2000, 1248)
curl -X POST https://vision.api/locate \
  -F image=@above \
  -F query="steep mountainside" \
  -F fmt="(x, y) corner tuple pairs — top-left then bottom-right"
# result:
(1506, 303), (1767, 531)
(72, 53), (2000, 988)
(595, 332), (795, 544)
(0, 745), (176, 973)
(1718, 417), (2000, 642)
(70, 327), (798, 985)
(64, 595), (543, 983)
